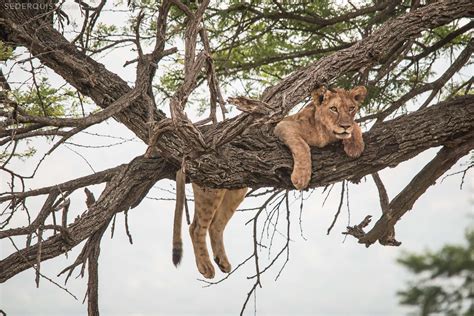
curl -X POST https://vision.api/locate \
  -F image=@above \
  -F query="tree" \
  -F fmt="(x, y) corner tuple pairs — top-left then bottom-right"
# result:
(397, 226), (474, 316)
(0, 0), (473, 315)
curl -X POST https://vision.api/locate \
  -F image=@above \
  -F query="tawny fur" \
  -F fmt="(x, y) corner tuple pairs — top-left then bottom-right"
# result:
(172, 169), (186, 266)
(172, 170), (247, 279)
(274, 86), (367, 189)
(172, 86), (366, 279)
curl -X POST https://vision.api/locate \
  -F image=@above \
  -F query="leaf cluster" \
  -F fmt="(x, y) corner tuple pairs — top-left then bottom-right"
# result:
(397, 227), (474, 316)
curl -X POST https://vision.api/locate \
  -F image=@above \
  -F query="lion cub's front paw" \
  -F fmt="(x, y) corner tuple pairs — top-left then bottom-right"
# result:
(291, 168), (311, 190)
(343, 139), (364, 158)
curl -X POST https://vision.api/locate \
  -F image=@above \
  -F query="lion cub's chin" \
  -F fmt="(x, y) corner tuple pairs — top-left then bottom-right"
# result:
(333, 131), (352, 140)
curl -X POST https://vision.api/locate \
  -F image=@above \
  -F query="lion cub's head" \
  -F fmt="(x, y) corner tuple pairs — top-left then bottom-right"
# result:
(312, 86), (367, 139)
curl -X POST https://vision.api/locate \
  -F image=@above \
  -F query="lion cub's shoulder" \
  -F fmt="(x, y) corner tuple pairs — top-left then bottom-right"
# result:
(281, 102), (316, 124)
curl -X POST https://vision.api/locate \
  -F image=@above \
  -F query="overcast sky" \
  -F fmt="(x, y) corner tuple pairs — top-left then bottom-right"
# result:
(1, 1), (473, 315)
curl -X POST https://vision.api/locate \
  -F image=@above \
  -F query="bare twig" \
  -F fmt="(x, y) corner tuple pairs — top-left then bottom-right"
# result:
(327, 181), (345, 235)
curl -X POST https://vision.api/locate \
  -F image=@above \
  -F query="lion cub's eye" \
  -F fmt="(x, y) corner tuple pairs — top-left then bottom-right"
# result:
(349, 106), (356, 113)
(329, 106), (338, 113)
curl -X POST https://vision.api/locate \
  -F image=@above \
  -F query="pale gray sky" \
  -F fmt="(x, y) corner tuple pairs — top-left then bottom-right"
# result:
(1, 1), (473, 315)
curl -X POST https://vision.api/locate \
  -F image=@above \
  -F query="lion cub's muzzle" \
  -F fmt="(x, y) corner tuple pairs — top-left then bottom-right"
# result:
(334, 124), (353, 139)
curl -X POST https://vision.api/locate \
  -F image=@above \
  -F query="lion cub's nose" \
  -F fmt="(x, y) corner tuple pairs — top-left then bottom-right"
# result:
(339, 123), (351, 130)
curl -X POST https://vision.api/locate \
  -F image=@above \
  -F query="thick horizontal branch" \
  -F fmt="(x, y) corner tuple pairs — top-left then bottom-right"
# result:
(187, 95), (474, 189)
(1, 96), (472, 282)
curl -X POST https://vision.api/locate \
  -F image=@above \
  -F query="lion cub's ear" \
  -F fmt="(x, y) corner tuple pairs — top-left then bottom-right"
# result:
(350, 86), (367, 104)
(311, 86), (327, 106)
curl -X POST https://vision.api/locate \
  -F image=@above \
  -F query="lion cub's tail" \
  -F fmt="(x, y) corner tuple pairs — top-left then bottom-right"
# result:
(172, 168), (186, 266)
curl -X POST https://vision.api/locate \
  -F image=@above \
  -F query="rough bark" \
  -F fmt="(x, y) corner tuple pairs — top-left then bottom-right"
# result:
(1, 95), (472, 282)
(261, 0), (474, 114)
(187, 95), (474, 188)
(359, 138), (474, 246)
(1, 0), (473, 290)
(0, 0), (472, 158)
(0, 157), (172, 282)
(0, 3), (163, 141)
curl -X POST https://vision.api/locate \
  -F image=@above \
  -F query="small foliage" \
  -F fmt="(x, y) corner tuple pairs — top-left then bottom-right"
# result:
(12, 78), (66, 117)
(0, 41), (14, 61)
(397, 227), (474, 316)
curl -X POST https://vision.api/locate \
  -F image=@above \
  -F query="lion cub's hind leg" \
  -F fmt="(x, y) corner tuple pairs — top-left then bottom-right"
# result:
(190, 184), (226, 279)
(209, 188), (248, 273)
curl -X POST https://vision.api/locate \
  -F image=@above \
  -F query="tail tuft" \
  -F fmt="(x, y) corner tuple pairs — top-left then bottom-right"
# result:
(172, 246), (182, 266)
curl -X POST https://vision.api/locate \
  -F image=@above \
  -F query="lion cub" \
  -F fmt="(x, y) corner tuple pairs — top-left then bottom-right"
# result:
(172, 86), (366, 279)
(274, 86), (366, 189)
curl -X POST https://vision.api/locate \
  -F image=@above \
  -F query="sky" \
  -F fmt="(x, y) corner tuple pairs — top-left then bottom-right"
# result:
(1, 1), (473, 316)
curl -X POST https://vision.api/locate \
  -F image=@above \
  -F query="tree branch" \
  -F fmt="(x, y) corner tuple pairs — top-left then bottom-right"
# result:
(0, 165), (122, 203)
(261, 0), (474, 119)
(186, 95), (474, 189)
(1, 1), (473, 292)
(0, 156), (173, 282)
(349, 137), (474, 246)
(1, 96), (472, 282)
(1, 0), (472, 158)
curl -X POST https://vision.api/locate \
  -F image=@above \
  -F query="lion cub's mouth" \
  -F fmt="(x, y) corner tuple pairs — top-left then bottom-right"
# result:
(333, 131), (351, 139)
